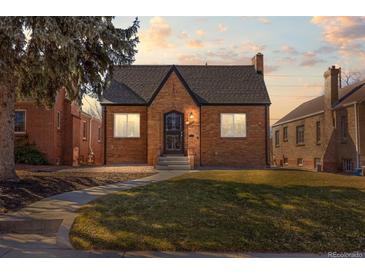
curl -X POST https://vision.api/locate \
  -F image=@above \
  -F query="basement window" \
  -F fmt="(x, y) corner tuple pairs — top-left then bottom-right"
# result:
(297, 158), (304, 167)
(283, 157), (288, 166)
(314, 158), (321, 171)
(342, 159), (354, 172)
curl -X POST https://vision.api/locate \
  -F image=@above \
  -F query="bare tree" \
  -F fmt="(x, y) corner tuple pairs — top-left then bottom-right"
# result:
(341, 70), (362, 87)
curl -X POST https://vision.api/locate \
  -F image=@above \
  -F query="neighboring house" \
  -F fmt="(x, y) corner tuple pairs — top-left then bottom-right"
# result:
(272, 65), (365, 173)
(15, 89), (103, 165)
(101, 53), (271, 169)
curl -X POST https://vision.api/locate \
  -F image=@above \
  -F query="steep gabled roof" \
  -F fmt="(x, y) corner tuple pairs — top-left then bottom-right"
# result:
(274, 79), (365, 126)
(101, 65), (271, 105)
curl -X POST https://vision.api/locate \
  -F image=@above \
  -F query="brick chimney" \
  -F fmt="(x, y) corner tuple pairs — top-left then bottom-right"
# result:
(252, 53), (264, 75)
(324, 65), (341, 108)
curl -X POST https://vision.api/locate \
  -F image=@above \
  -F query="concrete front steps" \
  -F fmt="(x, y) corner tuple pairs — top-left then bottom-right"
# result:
(156, 155), (191, 170)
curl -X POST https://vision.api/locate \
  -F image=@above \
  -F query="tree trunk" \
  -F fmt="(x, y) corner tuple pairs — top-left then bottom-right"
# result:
(0, 85), (18, 182)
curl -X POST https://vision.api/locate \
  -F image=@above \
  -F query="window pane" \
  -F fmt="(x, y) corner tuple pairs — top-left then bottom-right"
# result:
(221, 114), (234, 137)
(15, 111), (25, 132)
(114, 114), (127, 137)
(114, 113), (140, 138)
(221, 113), (246, 137)
(127, 114), (140, 137)
(234, 114), (246, 137)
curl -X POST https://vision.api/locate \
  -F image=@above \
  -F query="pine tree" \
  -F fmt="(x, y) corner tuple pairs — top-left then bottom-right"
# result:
(0, 17), (139, 182)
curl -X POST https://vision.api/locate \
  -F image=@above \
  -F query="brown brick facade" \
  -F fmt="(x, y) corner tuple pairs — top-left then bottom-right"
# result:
(147, 71), (200, 166)
(272, 96), (365, 172)
(272, 114), (324, 170)
(201, 105), (268, 167)
(15, 90), (102, 165)
(105, 105), (147, 164)
(104, 72), (269, 168)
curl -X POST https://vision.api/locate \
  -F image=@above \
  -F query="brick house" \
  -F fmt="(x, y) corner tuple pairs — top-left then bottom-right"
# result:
(272, 65), (365, 172)
(101, 53), (271, 169)
(15, 89), (103, 165)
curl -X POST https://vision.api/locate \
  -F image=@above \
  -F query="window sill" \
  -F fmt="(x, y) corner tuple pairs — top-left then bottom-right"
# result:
(113, 136), (141, 139)
(283, 140), (288, 142)
(220, 136), (247, 139)
(316, 142), (321, 146)
(296, 143), (305, 146)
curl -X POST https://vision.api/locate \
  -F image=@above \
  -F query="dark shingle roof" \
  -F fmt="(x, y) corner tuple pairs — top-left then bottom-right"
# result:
(335, 81), (365, 108)
(101, 65), (270, 105)
(274, 96), (324, 126)
(274, 80), (365, 126)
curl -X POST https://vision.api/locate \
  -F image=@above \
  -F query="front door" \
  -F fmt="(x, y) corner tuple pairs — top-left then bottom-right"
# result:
(164, 111), (184, 154)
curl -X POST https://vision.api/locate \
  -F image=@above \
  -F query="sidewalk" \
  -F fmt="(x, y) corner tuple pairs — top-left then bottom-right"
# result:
(0, 169), (325, 258)
(0, 170), (189, 257)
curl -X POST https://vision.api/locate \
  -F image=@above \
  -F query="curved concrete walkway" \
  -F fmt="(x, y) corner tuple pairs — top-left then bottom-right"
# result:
(0, 170), (191, 257)
(0, 169), (325, 258)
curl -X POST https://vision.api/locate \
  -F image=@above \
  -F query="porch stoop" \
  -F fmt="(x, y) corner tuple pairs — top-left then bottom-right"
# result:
(156, 155), (191, 170)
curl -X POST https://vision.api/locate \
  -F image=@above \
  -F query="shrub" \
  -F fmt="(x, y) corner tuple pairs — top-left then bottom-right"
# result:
(14, 144), (48, 165)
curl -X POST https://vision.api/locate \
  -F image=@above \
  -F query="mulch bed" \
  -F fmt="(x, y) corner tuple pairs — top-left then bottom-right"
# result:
(0, 170), (154, 214)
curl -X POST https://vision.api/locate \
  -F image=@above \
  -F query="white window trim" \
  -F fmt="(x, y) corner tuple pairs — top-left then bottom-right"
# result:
(57, 111), (61, 130)
(15, 109), (26, 134)
(114, 113), (141, 138)
(220, 113), (247, 138)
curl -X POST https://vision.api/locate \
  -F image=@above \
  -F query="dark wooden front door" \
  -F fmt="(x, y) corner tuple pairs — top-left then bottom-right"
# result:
(164, 111), (184, 154)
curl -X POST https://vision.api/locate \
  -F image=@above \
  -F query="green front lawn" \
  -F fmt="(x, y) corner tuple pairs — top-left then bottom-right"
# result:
(70, 170), (365, 253)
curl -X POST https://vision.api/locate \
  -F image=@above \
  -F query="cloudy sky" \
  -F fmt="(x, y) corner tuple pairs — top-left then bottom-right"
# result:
(113, 16), (365, 125)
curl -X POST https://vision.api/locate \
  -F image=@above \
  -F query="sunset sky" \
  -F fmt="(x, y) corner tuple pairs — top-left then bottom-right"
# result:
(113, 16), (365, 125)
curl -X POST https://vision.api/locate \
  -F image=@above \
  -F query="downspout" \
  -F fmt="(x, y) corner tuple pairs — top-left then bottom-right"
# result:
(199, 105), (202, 167)
(265, 105), (269, 167)
(89, 116), (93, 155)
(103, 106), (107, 165)
(354, 103), (360, 168)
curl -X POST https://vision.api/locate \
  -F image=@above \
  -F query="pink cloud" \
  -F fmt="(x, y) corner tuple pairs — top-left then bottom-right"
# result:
(187, 39), (204, 49)
(196, 29), (205, 36)
(299, 51), (325, 67)
(139, 17), (175, 51)
(311, 16), (365, 48)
